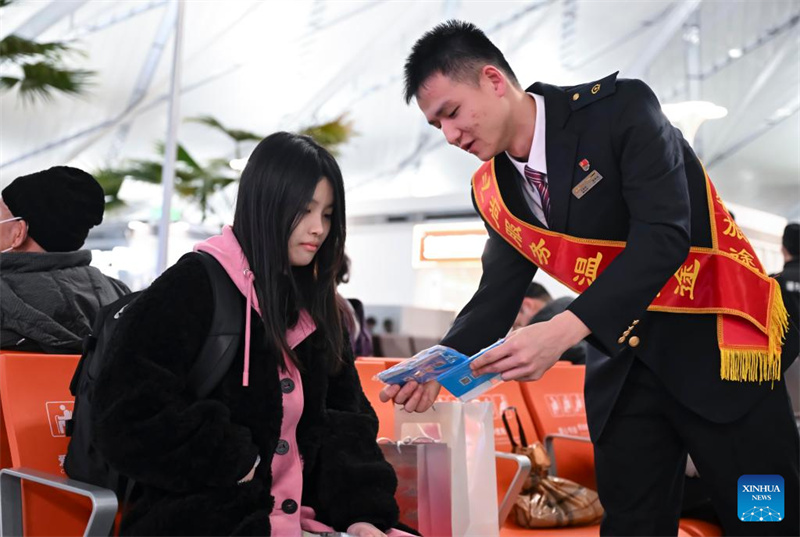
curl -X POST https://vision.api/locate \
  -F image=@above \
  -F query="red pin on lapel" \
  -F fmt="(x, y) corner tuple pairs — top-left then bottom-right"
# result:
(579, 158), (590, 172)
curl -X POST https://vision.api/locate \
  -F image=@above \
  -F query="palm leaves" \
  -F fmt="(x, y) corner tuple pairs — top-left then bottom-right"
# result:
(96, 115), (355, 221)
(0, 3), (95, 104)
(97, 142), (236, 221)
(298, 114), (354, 156)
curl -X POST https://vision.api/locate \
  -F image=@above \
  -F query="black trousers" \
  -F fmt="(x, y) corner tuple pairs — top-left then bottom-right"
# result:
(594, 358), (799, 536)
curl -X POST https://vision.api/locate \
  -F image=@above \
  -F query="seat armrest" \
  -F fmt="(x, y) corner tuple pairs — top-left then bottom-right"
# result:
(495, 452), (531, 527)
(543, 434), (592, 477)
(0, 467), (117, 537)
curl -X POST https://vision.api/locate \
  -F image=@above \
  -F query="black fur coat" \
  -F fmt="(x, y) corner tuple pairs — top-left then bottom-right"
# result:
(92, 255), (399, 535)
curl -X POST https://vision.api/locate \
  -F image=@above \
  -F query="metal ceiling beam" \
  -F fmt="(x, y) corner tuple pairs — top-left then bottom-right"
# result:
(0, 64), (240, 171)
(567, 3), (674, 70)
(2, 0), (88, 41)
(347, 1), (554, 193)
(705, 97), (800, 169)
(700, 11), (799, 81)
(661, 9), (799, 102)
(45, 0), (259, 165)
(339, 0), (553, 113)
(560, 0), (578, 70)
(625, 0), (702, 79)
(705, 34), (798, 160)
(684, 9), (704, 156)
(105, 2), (178, 162)
(184, 1), (264, 64)
(63, 1), (168, 42)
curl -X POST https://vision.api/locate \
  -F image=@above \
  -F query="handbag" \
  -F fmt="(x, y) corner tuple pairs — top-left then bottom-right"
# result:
(502, 407), (604, 528)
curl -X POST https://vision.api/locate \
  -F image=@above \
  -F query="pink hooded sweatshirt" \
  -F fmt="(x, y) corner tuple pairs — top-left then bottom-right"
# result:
(195, 226), (411, 537)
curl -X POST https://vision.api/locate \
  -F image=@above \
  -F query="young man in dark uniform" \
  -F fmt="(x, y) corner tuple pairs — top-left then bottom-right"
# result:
(773, 223), (800, 418)
(382, 20), (799, 536)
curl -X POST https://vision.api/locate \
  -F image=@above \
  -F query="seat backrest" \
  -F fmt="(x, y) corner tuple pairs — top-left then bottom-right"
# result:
(436, 380), (539, 452)
(355, 360), (395, 439)
(0, 352), (93, 536)
(520, 364), (596, 489)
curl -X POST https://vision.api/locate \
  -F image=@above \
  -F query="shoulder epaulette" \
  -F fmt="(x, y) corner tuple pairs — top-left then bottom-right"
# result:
(566, 71), (619, 111)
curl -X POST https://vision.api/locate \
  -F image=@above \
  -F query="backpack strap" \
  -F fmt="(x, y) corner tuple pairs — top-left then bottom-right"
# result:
(187, 251), (244, 398)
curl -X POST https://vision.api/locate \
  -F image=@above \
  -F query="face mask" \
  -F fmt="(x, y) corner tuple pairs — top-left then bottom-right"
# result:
(0, 216), (23, 253)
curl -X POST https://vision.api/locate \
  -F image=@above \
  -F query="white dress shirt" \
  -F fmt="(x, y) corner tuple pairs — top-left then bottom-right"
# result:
(505, 92), (548, 227)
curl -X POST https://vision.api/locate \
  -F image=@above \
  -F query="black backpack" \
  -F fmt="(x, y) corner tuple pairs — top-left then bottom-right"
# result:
(64, 251), (243, 503)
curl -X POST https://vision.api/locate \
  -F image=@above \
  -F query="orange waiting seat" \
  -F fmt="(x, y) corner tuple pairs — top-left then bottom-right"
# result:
(0, 352), (117, 536)
(355, 360), (395, 439)
(519, 364), (596, 489)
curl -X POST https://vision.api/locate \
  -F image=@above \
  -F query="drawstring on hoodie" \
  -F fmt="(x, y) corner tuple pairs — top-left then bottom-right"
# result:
(194, 225), (316, 390)
(243, 268), (255, 387)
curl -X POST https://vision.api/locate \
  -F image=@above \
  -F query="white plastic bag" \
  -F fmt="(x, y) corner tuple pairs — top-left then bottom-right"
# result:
(395, 401), (499, 537)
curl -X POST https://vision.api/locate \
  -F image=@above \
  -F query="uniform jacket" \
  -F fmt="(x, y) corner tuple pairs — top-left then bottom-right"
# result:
(773, 257), (800, 362)
(0, 250), (129, 353)
(92, 253), (399, 535)
(441, 73), (792, 438)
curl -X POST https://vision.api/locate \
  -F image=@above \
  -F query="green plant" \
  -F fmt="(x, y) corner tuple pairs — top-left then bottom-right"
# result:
(97, 143), (236, 221)
(96, 115), (355, 220)
(0, 32), (94, 104)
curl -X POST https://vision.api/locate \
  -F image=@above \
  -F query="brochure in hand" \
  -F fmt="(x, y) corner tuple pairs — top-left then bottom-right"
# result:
(376, 340), (506, 402)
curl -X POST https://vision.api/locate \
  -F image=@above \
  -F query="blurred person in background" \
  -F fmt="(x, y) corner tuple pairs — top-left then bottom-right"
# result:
(527, 296), (587, 365)
(336, 253), (374, 357)
(772, 222), (800, 420)
(0, 166), (129, 353)
(511, 281), (551, 330)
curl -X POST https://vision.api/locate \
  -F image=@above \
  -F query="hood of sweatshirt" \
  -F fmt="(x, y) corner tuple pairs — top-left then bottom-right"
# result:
(194, 225), (316, 385)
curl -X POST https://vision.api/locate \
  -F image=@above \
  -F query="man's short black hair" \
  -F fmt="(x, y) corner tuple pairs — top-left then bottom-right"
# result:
(524, 282), (552, 301)
(783, 222), (799, 258)
(403, 19), (520, 104)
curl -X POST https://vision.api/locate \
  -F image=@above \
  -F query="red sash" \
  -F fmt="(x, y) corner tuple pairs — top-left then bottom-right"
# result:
(472, 159), (789, 382)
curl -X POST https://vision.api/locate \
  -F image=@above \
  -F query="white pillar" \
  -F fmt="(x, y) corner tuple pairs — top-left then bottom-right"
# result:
(156, 0), (184, 275)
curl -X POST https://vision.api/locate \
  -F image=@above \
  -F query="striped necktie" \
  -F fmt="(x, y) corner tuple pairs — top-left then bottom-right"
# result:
(524, 165), (551, 221)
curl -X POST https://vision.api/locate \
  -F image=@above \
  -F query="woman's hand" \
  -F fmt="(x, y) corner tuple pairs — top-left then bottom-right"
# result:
(379, 379), (440, 413)
(346, 522), (387, 537)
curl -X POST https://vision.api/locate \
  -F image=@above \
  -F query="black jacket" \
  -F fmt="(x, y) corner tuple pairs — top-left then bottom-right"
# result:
(0, 250), (130, 353)
(773, 257), (800, 363)
(92, 255), (399, 535)
(441, 73), (791, 438)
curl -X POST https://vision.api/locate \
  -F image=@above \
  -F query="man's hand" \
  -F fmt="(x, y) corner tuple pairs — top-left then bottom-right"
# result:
(379, 379), (441, 413)
(347, 522), (387, 537)
(471, 310), (590, 381)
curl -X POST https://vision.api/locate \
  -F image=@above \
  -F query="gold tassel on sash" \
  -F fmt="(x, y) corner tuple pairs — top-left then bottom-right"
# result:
(720, 282), (789, 383)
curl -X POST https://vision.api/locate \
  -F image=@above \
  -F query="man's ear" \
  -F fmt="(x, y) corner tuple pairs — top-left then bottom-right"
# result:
(482, 65), (508, 96)
(11, 220), (28, 249)
(520, 297), (534, 315)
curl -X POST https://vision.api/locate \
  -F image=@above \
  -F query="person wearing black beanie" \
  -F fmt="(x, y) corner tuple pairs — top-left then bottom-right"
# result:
(0, 166), (129, 353)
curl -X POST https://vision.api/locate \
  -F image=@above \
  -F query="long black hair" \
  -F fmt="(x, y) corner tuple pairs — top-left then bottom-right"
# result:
(233, 132), (346, 371)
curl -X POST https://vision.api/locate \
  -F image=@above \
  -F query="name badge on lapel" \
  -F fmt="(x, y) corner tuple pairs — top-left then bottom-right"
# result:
(572, 170), (603, 199)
